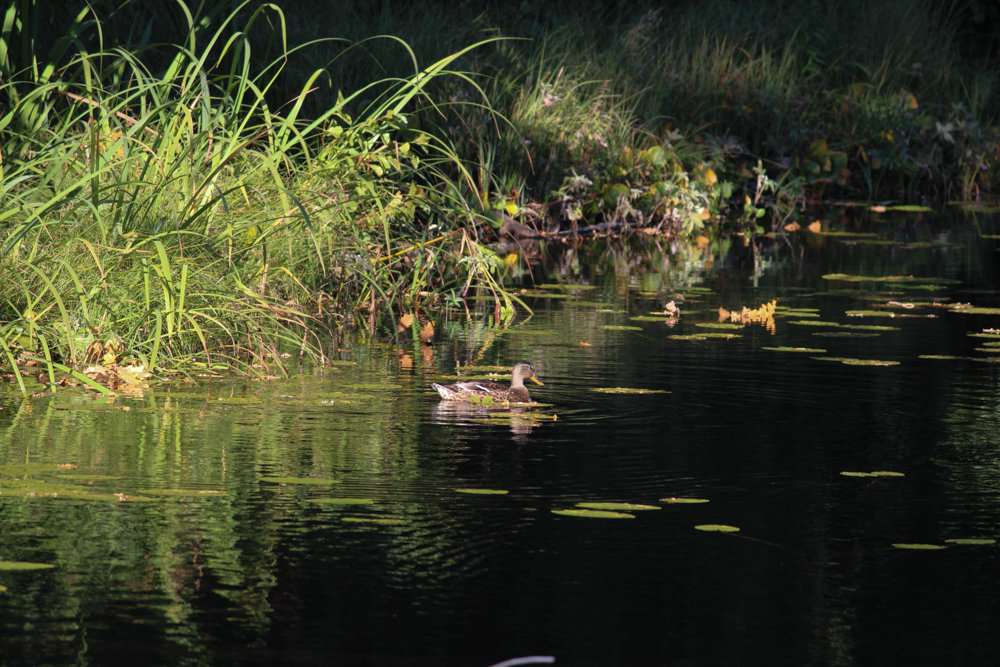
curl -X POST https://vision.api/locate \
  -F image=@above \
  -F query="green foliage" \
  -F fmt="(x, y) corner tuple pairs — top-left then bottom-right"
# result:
(2, 0), (998, 394)
(0, 0), (515, 392)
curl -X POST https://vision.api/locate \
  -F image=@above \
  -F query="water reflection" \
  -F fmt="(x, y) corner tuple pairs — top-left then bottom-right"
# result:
(2, 209), (999, 665)
(430, 400), (540, 441)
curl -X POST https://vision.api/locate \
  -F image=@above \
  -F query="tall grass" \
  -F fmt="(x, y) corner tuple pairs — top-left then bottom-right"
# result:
(0, 0), (515, 394)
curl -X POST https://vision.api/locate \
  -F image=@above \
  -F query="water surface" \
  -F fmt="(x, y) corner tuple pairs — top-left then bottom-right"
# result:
(2, 209), (999, 665)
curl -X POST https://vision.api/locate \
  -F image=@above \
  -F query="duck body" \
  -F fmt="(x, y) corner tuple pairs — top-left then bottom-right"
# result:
(431, 361), (543, 403)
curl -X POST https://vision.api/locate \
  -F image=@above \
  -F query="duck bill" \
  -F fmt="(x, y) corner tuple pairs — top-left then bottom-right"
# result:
(529, 376), (544, 386)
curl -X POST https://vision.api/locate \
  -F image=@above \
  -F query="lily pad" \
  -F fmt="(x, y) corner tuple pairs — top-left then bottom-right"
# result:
(944, 538), (996, 545)
(552, 509), (635, 519)
(822, 273), (960, 285)
(137, 489), (227, 497)
(840, 471), (905, 477)
(694, 322), (743, 330)
(311, 497), (375, 505)
(789, 320), (844, 327)
(629, 315), (676, 322)
(814, 357), (900, 366)
(660, 497), (710, 504)
(589, 387), (670, 394)
(892, 543), (947, 550)
(761, 346), (827, 353)
(601, 325), (643, 331)
(259, 476), (340, 485)
(455, 488), (510, 495)
(669, 333), (739, 340)
(0, 561), (56, 571)
(885, 204), (933, 212)
(811, 331), (881, 338)
(575, 502), (660, 511)
(694, 524), (740, 533)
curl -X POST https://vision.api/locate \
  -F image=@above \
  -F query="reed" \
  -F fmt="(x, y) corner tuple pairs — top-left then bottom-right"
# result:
(0, 0), (512, 393)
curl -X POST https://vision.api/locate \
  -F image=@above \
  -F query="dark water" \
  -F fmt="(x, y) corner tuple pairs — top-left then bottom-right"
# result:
(2, 209), (1000, 666)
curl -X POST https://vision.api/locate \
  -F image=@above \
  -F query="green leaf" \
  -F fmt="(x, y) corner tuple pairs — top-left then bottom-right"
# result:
(892, 543), (947, 550)
(575, 502), (660, 511)
(694, 524), (740, 532)
(0, 561), (56, 571)
(259, 476), (340, 485)
(311, 497), (375, 505)
(552, 509), (635, 519)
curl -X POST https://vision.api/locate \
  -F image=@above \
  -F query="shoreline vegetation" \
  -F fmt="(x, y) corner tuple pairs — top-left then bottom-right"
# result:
(1, 0), (998, 393)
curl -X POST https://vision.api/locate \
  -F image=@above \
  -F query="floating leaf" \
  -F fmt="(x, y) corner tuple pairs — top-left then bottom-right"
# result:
(814, 357), (900, 366)
(695, 322), (743, 330)
(789, 320), (843, 327)
(455, 488), (510, 495)
(822, 274), (960, 285)
(811, 331), (881, 338)
(552, 509), (635, 519)
(575, 502), (660, 511)
(0, 561), (56, 571)
(840, 470), (905, 477)
(589, 387), (670, 394)
(630, 315), (675, 322)
(694, 524), (740, 533)
(944, 538), (996, 545)
(669, 333), (739, 340)
(661, 497), (710, 504)
(601, 325), (643, 331)
(892, 543), (947, 550)
(259, 476), (340, 485)
(311, 497), (375, 505)
(138, 489), (226, 497)
(886, 204), (932, 212)
(761, 346), (827, 353)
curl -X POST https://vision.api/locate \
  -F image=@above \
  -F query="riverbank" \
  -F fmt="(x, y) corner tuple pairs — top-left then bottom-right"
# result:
(2, 0), (997, 391)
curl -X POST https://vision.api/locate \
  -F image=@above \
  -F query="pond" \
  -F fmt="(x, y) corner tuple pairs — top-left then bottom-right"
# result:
(2, 208), (999, 665)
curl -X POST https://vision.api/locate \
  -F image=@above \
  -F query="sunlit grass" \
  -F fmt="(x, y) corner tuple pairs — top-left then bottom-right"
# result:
(0, 0), (515, 393)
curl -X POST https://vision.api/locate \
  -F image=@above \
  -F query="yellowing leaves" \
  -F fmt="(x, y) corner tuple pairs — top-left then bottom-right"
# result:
(718, 299), (777, 334)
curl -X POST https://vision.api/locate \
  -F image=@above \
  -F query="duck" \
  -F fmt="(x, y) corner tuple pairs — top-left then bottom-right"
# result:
(431, 361), (543, 403)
